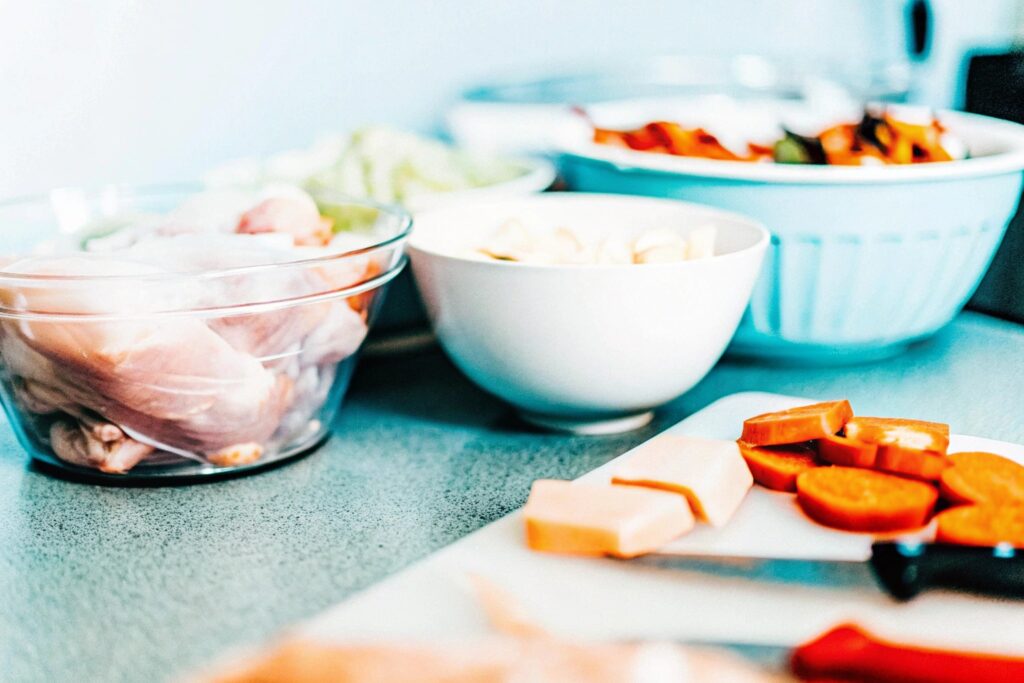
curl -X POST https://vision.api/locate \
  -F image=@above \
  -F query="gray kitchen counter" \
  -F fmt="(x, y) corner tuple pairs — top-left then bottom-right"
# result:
(0, 311), (1021, 682)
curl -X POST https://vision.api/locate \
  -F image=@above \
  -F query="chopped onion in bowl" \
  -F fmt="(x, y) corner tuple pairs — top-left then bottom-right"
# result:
(471, 219), (716, 265)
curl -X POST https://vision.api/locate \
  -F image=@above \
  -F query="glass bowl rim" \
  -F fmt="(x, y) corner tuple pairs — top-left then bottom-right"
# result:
(0, 182), (413, 284)
(0, 182), (411, 320)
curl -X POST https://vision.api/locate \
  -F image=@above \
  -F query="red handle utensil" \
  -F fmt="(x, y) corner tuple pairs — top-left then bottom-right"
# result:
(792, 624), (1024, 683)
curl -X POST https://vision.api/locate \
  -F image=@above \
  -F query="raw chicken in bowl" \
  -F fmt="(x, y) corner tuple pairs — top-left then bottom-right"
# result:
(0, 185), (410, 480)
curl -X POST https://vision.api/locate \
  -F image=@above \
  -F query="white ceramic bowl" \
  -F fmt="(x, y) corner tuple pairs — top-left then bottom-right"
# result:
(409, 193), (769, 433)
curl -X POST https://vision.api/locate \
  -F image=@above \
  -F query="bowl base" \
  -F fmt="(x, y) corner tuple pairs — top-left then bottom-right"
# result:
(363, 327), (436, 356)
(27, 431), (329, 487)
(726, 338), (915, 366)
(518, 410), (654, 435)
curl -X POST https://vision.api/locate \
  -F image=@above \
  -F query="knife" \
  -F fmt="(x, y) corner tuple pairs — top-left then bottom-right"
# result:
(703, 624), (1024, 682)
(639, 540), (1024, 601)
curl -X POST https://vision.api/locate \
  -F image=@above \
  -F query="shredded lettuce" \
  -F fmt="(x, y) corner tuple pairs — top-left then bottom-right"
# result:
(207, 127), (527, 231)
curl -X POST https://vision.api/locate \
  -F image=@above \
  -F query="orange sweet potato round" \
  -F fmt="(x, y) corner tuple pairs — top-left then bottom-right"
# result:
(936, 504), (1024, 548)
(796, 467), (938, 532)
(818, 434), (878, 468)
(939, 452), (1024, 506)
(843, 417), (949, 455)
(740, 400), (853, 447)
(737, 441), (821, 492)
(874, 444), (950, 481)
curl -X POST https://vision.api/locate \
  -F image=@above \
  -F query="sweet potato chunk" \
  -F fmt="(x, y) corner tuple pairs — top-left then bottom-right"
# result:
(874, 444), (950, 481)
(940, 452), (1024, 505)
(844, 417), (949, 455)
(796, 467), (937, 532)
(737, 441), (820, 493)
(818, 434), (878, 468)
(740, 400), (853, 446)
(936, 504), (1024, 548)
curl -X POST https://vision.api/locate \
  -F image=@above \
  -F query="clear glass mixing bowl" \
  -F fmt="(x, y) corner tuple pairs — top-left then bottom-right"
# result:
(0, 185), (410, 482)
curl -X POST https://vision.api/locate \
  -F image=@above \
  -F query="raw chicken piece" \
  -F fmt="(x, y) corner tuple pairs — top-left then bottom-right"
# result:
(1, 256), (294, 455)
(83, 186), (327, 253)
(50, 419), (154, 474)
(272, 366), (330, 446)
(27, 316), (292, 453)
(81, 190), (254, 253)
(1, 331), (75, 407)
(237, 195), (333, 247)
(207, 442), (263, 467)
(300, 301), (368, 367)
(1, 331), (146, 473)
(110, 234), (328, 358)
(12, 379), (64, 414)
(210, 305), (329, 361)
(115, 233), (370, 360)
(200, 637), (785, 683)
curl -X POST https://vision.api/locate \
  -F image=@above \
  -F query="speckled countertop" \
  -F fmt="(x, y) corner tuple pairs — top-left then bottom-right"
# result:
(1, 311), (1022, 682)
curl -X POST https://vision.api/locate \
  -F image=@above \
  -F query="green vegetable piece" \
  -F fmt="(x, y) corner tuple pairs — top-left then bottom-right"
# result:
(316, 202), (380, 234)
(774, 136), (811, 164)
(774, 130), (827, 165)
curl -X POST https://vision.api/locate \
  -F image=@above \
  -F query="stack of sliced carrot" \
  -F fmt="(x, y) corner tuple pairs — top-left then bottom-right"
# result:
(736, 400), (853, 494)
(738, 401), (1024, 544)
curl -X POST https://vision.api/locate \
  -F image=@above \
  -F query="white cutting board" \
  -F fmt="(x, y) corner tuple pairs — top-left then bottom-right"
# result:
(301, 392), (1024, 654)
(587, 393), (1024, 562)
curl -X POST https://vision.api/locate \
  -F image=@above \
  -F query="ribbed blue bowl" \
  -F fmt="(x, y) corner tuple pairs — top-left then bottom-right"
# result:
(561, 111), (1024, 363)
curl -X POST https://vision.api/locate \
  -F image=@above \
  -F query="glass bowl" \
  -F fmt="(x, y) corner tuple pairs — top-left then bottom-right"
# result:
(460, 54), (911, 105)
(447, 54), (911, 156)
(0, 185), (410, 482)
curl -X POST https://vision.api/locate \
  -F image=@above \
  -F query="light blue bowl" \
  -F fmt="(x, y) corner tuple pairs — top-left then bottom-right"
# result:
(561, 110), (1024, 363)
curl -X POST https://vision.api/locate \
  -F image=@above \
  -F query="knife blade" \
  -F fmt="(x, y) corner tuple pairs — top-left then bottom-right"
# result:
(638, 540), (1024, 600)
(699, 641), (791, 672)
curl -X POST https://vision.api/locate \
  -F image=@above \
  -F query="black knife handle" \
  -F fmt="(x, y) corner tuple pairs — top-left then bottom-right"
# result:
(870, 541), (1024, 601)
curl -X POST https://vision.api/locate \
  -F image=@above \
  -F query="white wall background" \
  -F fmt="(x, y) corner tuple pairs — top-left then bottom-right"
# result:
(0, 0), (1016, 199)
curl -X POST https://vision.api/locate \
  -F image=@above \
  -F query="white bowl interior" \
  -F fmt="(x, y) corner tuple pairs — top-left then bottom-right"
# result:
(411, 193), (767, 262)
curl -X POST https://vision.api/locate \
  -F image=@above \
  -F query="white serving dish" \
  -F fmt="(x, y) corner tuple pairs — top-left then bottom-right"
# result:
(408, 193), (768, 433)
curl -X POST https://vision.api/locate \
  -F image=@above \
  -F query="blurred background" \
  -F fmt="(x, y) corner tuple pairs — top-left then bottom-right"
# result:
(0, 0), (1020, 197)
(0, 0), (1022, 317)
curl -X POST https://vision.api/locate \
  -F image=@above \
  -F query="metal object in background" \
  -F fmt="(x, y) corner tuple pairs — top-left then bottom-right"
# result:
(966, 51), (1024, 324)
(908, 0), (934, 61)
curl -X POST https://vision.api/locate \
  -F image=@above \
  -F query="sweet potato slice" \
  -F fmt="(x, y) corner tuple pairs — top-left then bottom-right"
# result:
(818, 434), (878, 468)
(737, 441), (820, 492)
(844, 417), (949, 455)
(936, 504), (1024, 548)
(874, 444), (950, 481)
(740, 400), (853, 446)
(796, 467), (938, 532)
(940, 452), (1024, 505)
